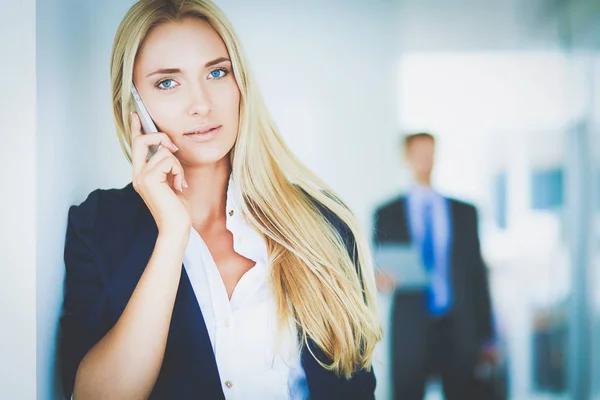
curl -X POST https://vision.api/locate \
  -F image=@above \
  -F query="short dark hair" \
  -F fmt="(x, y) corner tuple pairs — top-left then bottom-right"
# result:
(402, 132), (435, 149)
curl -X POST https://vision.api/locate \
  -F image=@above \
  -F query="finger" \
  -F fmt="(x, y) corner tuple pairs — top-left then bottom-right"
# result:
(133, 146), (172, 190)
(167, 169), (184, 193)
(145, 149), (185, 191)
(139, 132), (179, 152)
(144, 146), (178, 171)
(144, 147), (182, 192)
(173, 174), (183, 193)
(132, 147), (177, 192)
(172, 173), (188, 193)
(131, 112), (144, 177)
(155, 154), (188, 192)
(132, 132), (178, 177)
(139, 132), (178, 164)
(130, 112), (143, 140)
(153, 156), (186, 192)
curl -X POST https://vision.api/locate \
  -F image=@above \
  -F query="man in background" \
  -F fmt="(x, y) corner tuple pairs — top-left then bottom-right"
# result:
(373, 132), (496, 400)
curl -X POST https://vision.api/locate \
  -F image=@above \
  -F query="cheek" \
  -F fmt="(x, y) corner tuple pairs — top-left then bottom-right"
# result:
(215, 83), (241, 119)
(149, 98), (184, 133)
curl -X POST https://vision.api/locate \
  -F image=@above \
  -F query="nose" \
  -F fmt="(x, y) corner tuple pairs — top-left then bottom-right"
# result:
(186, 83), (212, 117)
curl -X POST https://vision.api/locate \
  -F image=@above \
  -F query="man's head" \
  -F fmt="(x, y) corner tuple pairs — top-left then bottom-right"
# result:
(402, 132), (436, 185)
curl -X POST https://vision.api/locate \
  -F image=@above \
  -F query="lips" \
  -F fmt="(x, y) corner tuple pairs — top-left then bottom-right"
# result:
(182, 125), (222, 143)
(184, 125), (221, 135)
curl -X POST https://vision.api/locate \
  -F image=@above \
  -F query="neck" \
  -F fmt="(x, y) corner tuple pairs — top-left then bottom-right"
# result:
(182, 158), (231, 229)
(415, 173), (432, 187)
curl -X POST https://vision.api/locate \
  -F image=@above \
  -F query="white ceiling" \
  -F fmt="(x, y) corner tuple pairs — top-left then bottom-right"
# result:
(392, 0), (565, 51)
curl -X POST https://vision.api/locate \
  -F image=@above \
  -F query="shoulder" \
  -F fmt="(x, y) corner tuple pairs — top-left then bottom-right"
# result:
(446, 197), (477, 213)
(299, 190), (358, 260)
(69, 183), (142, 219)
(446, 197), (479, 224)
(374, 195), (406, 216)
(67, 183), (147, 243)
(310, 195), (354, 245)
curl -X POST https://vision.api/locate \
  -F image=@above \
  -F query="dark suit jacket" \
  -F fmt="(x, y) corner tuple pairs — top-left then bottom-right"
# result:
(60, 183), (375, 399)
(373, 195), (493, 349)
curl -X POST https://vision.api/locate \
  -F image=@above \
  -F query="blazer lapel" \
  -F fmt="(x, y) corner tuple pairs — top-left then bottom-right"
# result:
(158, 266), (224, 398)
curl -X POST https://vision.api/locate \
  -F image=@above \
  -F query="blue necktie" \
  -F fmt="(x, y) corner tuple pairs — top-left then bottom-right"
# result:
(422, 200), (449, 315)
(421, 202), (435, 272)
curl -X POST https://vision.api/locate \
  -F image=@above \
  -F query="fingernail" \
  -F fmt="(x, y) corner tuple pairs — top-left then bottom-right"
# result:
(183, 179), (189, 189)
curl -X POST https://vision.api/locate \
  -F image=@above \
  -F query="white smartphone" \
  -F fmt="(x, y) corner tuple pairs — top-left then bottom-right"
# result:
(131, 84), (160, 158)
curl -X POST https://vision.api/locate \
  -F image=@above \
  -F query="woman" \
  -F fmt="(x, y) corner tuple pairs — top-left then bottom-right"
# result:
(61, 0), (381, 398)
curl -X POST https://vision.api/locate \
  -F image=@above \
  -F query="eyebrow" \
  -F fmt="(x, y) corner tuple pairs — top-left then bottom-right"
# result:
(145, 57), (231, 78)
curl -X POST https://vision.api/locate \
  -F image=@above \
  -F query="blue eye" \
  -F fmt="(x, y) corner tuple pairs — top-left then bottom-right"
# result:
(157, 79), (177, 90)
(209, 68), (227, 79)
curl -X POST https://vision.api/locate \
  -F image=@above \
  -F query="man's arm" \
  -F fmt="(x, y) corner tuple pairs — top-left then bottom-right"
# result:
(470, 205), (494, 343)
(371, 208), (396, 292)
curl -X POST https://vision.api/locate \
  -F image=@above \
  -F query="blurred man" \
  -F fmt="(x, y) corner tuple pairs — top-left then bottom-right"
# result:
(373, 133), (496, 400)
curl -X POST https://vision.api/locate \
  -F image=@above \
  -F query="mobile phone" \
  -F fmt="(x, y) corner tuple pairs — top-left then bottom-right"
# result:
(131, 83), (160, 158)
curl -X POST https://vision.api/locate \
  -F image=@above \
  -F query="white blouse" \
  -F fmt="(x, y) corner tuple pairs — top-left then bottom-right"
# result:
(182, 177), (309, 400)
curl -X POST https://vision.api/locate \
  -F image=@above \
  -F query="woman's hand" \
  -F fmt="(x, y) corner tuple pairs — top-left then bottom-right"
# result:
(130, 112), (191, 235)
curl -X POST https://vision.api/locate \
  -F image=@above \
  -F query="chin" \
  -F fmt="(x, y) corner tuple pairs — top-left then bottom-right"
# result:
(184, 148), (231, 167)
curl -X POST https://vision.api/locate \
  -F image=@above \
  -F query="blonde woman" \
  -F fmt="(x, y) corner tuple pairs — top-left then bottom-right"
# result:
(60, 0), (381, 398)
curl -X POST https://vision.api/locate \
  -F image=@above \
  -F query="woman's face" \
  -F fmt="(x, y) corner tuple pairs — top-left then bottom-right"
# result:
(133, 17), (240, 167)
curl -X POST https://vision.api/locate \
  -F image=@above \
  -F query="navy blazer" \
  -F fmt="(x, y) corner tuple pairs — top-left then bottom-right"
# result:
(60, 183), (376, 399)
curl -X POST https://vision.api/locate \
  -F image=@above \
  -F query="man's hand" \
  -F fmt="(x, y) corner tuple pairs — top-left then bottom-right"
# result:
(375, 270), (397, 293)
(478, 342), (500, 365)
(474, 342), (501, 380)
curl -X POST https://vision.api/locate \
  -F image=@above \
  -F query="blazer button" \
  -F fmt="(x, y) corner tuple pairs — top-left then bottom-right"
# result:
(225, 380), (233, 389)
(228, 210), (234, 217)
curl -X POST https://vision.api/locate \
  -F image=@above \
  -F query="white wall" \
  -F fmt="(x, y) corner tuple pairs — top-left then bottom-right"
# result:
(0, 0), (37, 399)
(393, 0), (561, 51)
(35, 0), (134, 398)
(36, 1), (79, 397)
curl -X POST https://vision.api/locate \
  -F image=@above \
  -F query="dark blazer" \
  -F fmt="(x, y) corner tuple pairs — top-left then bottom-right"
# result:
(60, 183), (376, 399)
(373, 195), (493, 350)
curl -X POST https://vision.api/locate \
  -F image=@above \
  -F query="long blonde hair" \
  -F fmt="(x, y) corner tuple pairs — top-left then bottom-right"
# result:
(110, 0), (381, 377)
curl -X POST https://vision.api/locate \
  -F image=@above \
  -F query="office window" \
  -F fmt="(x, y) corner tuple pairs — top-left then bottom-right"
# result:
(531, 169), (564, 211)
(494, 172), (508, 229)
